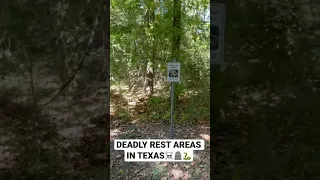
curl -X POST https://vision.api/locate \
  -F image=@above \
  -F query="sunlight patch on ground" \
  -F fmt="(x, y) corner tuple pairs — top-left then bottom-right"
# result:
(85, 104), (102, 111)
(131, 119), (138, 124)
(110, 128), (122, 141)
(110, 104), (115, 115)
(170, 168), (184, 179)
(200, 134), (210, 141)
(58, 126), (84, 139)
(1, 76), (28, 89)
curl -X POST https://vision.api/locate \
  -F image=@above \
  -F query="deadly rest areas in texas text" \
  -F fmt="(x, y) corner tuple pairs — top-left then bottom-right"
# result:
(116, 140), (202, 149)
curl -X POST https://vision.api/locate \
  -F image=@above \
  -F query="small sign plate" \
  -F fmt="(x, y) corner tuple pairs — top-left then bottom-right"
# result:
(211, 3), (225, 65)
(167, 62), (180, 82)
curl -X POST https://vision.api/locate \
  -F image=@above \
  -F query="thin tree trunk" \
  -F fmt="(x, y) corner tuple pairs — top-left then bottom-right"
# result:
(39, 55), (86, 107)
(151, 41), (156, 94)
(172, 0), (181, 60)
(58, 40), (68, 83)
(25, 53), (41, 149)
(102, 0), (110, 172)
(27, 60), (38, 118)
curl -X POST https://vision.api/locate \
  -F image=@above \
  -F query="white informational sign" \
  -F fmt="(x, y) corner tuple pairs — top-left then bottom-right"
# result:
(114, 139), (205, 162)
(211, 3), (225, 65)
(167, 62), (180, 82)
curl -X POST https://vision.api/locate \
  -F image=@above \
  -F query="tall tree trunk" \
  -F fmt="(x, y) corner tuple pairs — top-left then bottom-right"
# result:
(145, 61), (154, 95)
(143, 6), (156, 94)
(172, 0), (181, 60)
(102, 4), (109, 93)
(102, 0), (110, 172)
(151, 42), (156, 94)
(150, 8), (156, 95)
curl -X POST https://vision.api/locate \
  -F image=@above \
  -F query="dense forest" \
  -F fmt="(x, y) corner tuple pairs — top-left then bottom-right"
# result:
(110, 0), (211, 179)
(0, 0), (109, 179)
(111, 0), (320, 179)
(212, 0), (320, 179)
(110, 0), (210, 122)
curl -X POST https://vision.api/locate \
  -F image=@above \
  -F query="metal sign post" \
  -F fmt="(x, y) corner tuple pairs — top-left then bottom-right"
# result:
(211, 3), (225, 124)
(210, 4), (225, 178)
(168, 59), (180, 138)
(170, 77), (175, 138)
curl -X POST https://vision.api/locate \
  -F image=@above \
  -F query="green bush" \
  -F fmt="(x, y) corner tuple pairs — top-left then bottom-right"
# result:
(145, 96), (170, 122)
(114, 107), (131, 123)
(14, 144), (65, 180)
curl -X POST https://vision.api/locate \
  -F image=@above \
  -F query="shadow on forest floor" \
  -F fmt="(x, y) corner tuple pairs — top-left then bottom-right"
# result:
(212, 84), (320, 180)
(0, 75), (108, 180)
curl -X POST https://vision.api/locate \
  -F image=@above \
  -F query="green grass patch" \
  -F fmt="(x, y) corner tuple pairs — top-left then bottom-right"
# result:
(114, 106), (132, 123)
(151, 165), (168, 180)
(13, 143), (65, 180)
(118, 132), (139, 139)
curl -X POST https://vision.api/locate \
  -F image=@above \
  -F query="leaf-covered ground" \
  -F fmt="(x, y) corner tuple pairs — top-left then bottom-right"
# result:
(212, 83), (320, 180)
(0, 75), (108, 179)
(0, 76), (210, 179)
(110, 87), (210, 180)
(110, 122), (210, 180)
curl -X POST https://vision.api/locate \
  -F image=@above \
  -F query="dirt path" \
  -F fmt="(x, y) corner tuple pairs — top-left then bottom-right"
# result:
(110, 122), (210, 180)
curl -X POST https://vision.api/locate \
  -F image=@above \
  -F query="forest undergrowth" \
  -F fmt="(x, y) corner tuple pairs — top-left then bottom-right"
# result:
(0, 75), (108, 180)
(110, 84), (210, 180)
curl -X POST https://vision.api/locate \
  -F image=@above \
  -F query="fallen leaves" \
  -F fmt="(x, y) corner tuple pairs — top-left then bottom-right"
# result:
(170, 169), (184, 179)
(109, 123), (210, 179)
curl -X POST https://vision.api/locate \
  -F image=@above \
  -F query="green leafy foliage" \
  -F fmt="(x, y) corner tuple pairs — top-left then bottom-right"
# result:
(145, 96), (170, 122)
(14, 145), (65, 180)
(0, 0), (107, 179)
(111, 0), (210, 126)
(115, 107), (132, 123)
